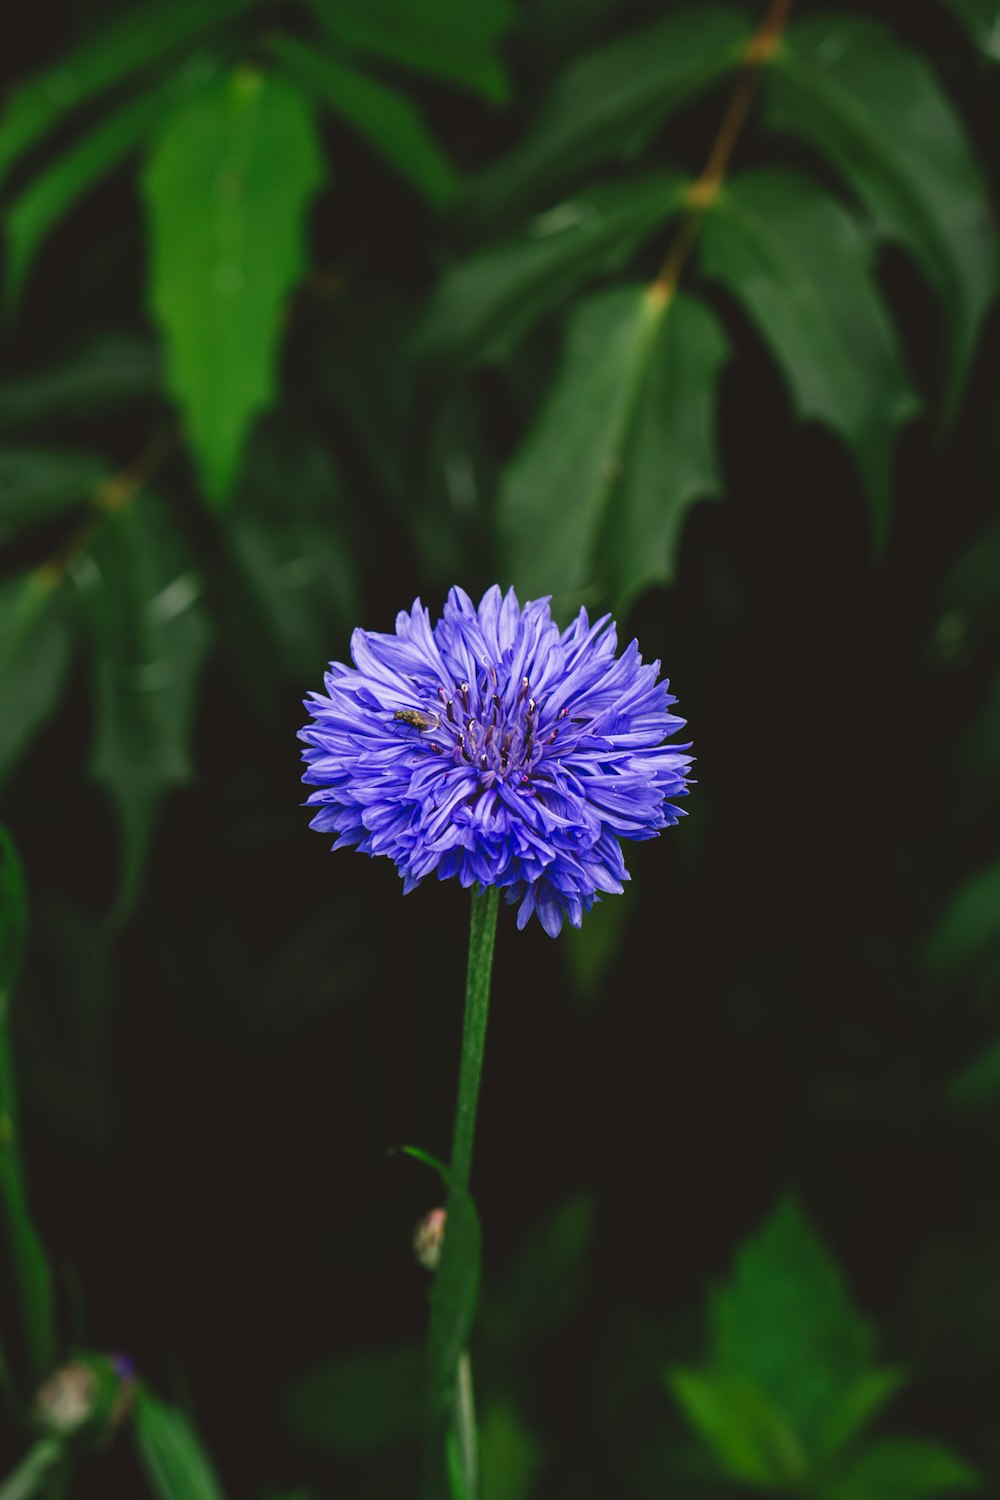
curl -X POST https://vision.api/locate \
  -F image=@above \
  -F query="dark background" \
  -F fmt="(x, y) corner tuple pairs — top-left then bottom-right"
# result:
(1, 0), (999, 1495)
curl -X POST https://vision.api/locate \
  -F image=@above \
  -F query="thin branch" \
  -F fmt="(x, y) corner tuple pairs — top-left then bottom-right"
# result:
(34, 423), (178, 594)
(648, 0), (796, 307)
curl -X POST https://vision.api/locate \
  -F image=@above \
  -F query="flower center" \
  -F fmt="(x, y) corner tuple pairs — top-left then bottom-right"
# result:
(394, 669), (568, 789)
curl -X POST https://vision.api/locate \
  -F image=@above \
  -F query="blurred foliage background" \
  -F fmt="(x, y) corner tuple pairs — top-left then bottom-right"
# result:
(1, 0), (999, 1494)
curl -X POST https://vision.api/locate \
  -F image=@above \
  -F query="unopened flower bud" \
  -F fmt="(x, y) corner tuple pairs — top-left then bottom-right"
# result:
(35, 1352), (136, 1444)
(413, 1207), (447, 1271)
(35, 1362), (96, 1436)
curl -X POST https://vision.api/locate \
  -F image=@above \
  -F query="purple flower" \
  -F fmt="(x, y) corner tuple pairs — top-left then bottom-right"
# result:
(299, 586), (692, 936)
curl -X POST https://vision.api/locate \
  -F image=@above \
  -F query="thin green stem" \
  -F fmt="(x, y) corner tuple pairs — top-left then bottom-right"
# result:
(424, 883), (499, 1500)
(0, 1439), (64, 1500)
(0, 992), (56, 1394)
(451, 1351), (478, 1496)
(449, 884), (499, 1194)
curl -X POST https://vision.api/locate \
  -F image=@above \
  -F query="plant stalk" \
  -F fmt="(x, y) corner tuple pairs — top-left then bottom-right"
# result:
(424, 883), (499, 1500)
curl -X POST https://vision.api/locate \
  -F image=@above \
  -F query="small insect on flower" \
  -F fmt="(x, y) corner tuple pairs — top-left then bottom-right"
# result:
(394, 708), (438, 731)
(299, 586), (692, 936)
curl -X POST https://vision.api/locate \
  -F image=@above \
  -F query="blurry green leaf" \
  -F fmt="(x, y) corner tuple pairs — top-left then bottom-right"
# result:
(929, 521), (1000, 667)
(427, 1189), (482, 1414)
(308, 287), (411, 506)
(819, 1438), (979, 1500)
(959, 674), (1000, 778)
(0, 0), (260, 184)
(0, 337), (160, 427)
(236, 895), (367, 1044)
(709, 1199), (878, 1451)
(765, 15), (999, 419)
(479, 1399), (542, 1500)
(283, 1345), (423, 1454)
(499, 283), (662, 607)
(0, 449), (105, 537)
(668, 1368), (808, 1486)
(483, 1193), (594, 1361)
(817, 1368), (909, 1463)
(308, 0), (512, 101)
(947, 1032), (1000, 1107)
(0, 826), (28, 1002)
(133, 1386), (225, 1500)
(143, 68), (324, 504)
(933, 0), (1000, 58)
(15, 902), (117, 1151)
(229, 422), (357, 682)
(414, 173), (687, 367)
(466, 6), (750, 221)
(76, 498), (211, 917)
(0, 1439), (65, 1500)
(0, 575), (73, 787)
(562, 884), (634, 1004)
(402, 1143), (452, 1180)
(498, 283), (726, 610)
(699, 170), (918, 550)
(399, 1145), (483, 1416)
(5, 57), (219, 308)
(0, 831), (56, 1389)
(270, 36), (456, 207)
(606, 291), (728, 608)
(671, 1197), (913, 1489)
(924, 857), (1000, 976)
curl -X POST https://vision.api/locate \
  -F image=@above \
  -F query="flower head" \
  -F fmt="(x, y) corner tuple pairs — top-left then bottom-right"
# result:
(299, 586), (691, 936)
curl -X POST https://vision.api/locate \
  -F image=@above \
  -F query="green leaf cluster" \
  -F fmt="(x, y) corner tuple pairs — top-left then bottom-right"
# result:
(668, 1200), (977, 1499)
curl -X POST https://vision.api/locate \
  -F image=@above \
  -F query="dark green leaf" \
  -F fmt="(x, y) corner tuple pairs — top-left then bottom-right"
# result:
(282, 1345), (423, 1454)
(668, 1368), (808, 1486)
(307, 0), (512, 102)
(499, 283), (665, 608)
(133, 1386), (225, 1500)
(817, 1368), (909, 1463)
(929, 521), (1000, 668)
(605, 290), (729, 608)
(959, 674), (1000, 779)
(478, 1400), (542, 1500)
(0, 575), (73, 787)
(466, 6), (750, 222)
(5, 57), (220, 308)
(229, 422), (357, 683)
(235, 895), (367, 1045)
(269, 36), (456, 207)
(0, 831), (56, 1389)
(764, 15), (999, 418)
(699, 169), (919, 549)
(924, 857), (1000, 976)
(75, 498), (211, 918)
(0, 0), (260, 184)
(0, 1439), (65, 1500)
(0, 827), (28, 1003)
(414, 173), (687, 367)
(947, 1032), (1000, 1107)
(819, 1438), (978, 1500)
(15, 902), (117, 1151)
(426, 1187), (482, 1415)
(932, 0), (1000, 59)
(0, 337), (160, 427)
(0, 449), (105, 538)
(498, 283), (726, 611)
(709, 1199), (878, 1448)
(143, 68), (325, 504)
(562, 884), (635, 1005)
(482, 1193), (595, 1360)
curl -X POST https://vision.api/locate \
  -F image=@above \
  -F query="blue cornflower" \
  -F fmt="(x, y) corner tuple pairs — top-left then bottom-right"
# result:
(299, 586), (692, 936)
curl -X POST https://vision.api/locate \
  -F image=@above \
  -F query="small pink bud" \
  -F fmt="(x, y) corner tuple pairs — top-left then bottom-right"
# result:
(413, 1207), (447, 1271)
